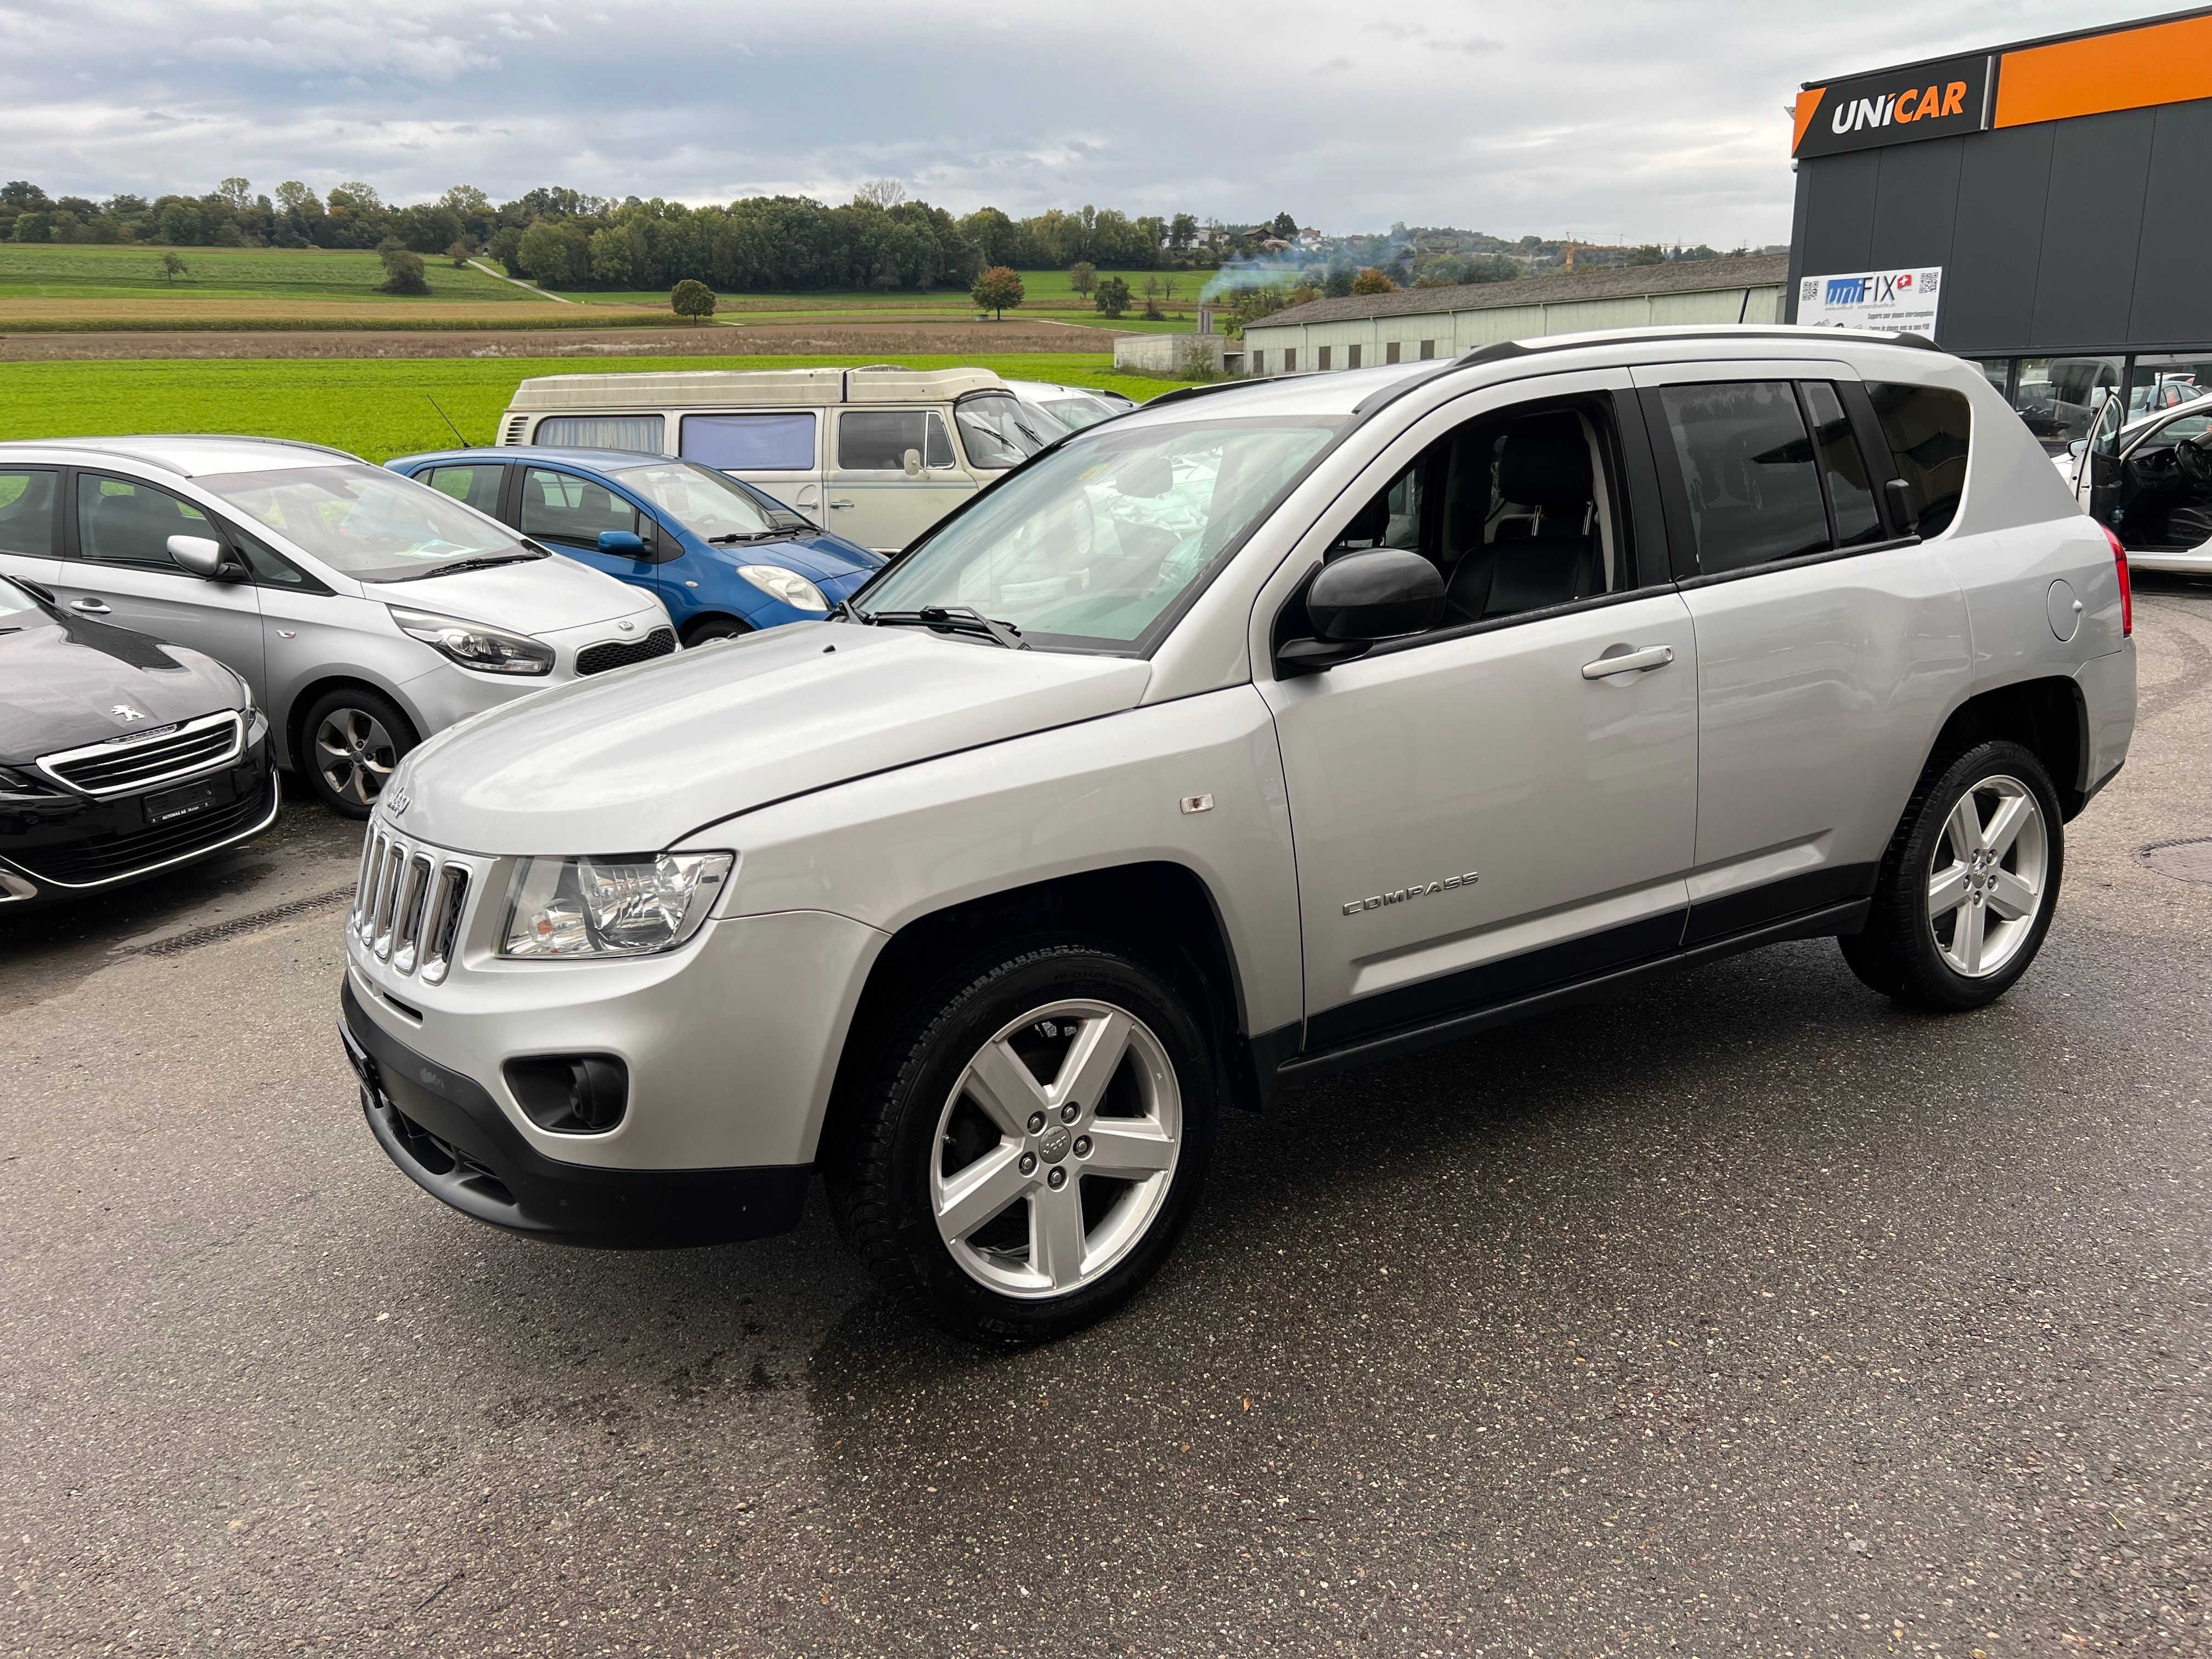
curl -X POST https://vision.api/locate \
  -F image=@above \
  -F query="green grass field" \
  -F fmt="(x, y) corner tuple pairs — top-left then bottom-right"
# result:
(0, 243), (533, 303)
(0, 354), (1174, 462)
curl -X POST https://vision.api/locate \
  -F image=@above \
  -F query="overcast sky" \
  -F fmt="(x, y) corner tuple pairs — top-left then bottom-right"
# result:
(0, 0), (2172, 245)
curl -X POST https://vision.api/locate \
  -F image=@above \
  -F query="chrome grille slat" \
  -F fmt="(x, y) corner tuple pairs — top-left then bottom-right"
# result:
(391, 855), (433, 974)
(357, 832), (388, 939)
(371, 842), (407, 959)
(351, 829), (381, 928)
(420, 865), (469, 985)
(38, 712), (244, 797)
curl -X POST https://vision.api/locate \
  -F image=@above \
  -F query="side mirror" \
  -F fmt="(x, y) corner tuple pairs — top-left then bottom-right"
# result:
(597, 530), (646, 556)
(1279, 549), (1444, 675)
(902, 448), (923, 478)
(168, 534), (230, 578)
(2069, 439), (2087, 458)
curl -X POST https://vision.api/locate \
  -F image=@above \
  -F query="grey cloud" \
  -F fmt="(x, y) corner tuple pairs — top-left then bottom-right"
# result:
(1423, 36), (1501, 55)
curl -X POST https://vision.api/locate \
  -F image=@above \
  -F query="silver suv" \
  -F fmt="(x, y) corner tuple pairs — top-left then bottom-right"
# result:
(340, 326), (2136, 1344)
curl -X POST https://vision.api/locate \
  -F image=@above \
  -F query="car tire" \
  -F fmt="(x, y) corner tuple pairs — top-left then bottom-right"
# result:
(299, 687), (416, 820)
(681, 615), (749, 646)
(1840, 740), (2065, 1011)
(823, 941), (1216, 1346)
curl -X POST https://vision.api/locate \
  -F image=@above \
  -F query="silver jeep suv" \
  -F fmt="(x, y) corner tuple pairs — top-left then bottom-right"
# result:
(340, 325), (2136, 1344)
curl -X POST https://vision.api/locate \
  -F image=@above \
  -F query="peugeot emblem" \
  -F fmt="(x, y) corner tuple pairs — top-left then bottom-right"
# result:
(110, 704), (145, 723)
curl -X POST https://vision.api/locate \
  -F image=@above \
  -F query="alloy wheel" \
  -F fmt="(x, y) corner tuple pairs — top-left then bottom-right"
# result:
(314, 707), (398, 809)
(1927, 773), (2049, 978)
(929, 999), (1182, 1300)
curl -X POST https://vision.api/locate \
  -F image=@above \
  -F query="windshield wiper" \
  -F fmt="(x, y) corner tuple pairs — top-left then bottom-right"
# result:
(866, 605), (1029, 650)
(379, 551), (548, 582)
(707, 529), (797, 544)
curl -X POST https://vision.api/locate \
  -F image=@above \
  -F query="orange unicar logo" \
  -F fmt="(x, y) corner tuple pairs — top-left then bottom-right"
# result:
(1831, 81), (1968, 134)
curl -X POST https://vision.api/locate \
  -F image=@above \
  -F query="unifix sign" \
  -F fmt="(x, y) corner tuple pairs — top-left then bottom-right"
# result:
(1792, 53), (1995, 158)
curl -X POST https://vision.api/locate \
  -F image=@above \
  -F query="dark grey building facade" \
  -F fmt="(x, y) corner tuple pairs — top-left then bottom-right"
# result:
(1786, 8), (2212, 453)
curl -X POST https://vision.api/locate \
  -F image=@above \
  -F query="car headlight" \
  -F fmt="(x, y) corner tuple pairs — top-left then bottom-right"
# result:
(233, 670), (253, 710)
(736, 566), (828, 612)
(390, 606), (554, 676)
(500, 852), (733, 958)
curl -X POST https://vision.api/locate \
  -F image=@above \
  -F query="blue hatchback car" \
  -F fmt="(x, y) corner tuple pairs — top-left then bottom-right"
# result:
(383, 447), (884, 644)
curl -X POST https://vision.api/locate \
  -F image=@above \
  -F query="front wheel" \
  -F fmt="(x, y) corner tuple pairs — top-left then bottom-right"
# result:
(823, 943), (1216, 1345)
(1841, 740), (2064, 1010)
(299, 687), (416, 820)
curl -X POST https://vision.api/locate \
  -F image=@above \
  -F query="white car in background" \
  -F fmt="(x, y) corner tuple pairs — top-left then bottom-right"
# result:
(2072, 394), (2212, 573)
(0, 436), (673, 817)
(1004, 380), (1135, 437)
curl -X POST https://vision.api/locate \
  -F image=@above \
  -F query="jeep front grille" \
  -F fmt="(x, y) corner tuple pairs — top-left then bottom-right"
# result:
(352, 826), (477, 984)
(38, 710), (244, 796)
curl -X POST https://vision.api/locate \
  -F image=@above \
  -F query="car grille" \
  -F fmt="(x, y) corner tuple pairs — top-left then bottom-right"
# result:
(15, 778), (273, 886)
(38, 711), (244, 796)
(353, 827), (473, 985)
(575, 628), (676, 676)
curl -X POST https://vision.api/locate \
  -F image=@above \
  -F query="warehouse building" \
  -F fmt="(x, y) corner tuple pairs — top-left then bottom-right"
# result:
(1239, 254), (1787, 376)
(1788, 7), (2212, 454)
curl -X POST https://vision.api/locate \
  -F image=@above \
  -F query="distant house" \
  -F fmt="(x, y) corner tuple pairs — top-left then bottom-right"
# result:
(1242, 253), (1789, 375)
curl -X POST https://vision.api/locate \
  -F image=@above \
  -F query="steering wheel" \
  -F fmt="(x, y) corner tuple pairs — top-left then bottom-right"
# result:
(2176, 433), (2212, 485)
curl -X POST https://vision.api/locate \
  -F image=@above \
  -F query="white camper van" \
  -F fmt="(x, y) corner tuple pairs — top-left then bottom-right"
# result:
(496, 366), (1054, 553)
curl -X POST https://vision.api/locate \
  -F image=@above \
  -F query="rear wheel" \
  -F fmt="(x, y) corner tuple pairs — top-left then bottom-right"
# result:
(824, 942), (1215, 1345)
(1841, 740), (2063, 1010)
(300, 687), (416, 820)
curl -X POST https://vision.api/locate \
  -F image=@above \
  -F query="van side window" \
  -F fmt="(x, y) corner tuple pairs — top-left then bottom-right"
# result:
(0, 469), (58, 557)
(1305, 398), (1631, 635)
(1865, 382), (1972, 537)
(682, 413), (815, 471)
(839, 410), (954, 471)
(533, 415), (665, 454)
(1656, 382), (1831, 575)
(520, 469), (640, 547)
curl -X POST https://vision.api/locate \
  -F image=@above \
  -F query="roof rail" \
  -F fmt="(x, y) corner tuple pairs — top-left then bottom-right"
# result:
(1142, 375), (1297, 413)
(1453, 325), (1940, 366)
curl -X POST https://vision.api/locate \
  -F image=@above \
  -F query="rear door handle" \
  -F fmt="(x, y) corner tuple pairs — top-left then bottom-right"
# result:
(69, 597), (112, 615)
(1581, 644), (1673, 679)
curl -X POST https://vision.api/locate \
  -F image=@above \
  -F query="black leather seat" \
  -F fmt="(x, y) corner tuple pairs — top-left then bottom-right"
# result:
(1445, 413), (1603, 619)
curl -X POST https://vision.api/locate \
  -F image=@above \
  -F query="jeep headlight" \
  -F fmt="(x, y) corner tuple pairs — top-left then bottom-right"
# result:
(736, 566), (828, 612)
(500, 852), (733, 958)
(390, 605), (554, 676)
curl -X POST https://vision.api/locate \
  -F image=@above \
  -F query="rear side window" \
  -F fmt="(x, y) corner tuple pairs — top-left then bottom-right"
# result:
(1802, 382), (1884, 548)
(1657, 382), (1831, 575)
(75, 475), (216, 567)
(682, 412), (816, 471)
(1866, 382), (1972, 537)
(532, 414), (665, 454)
(0, 468), (58, 556)
(520, 469), (639, 546)
(838, 409), (955, 471)
(421, 464), (505, 516)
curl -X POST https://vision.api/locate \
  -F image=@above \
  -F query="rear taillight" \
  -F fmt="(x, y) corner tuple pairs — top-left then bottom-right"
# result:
(2101, 523), (2132, 636)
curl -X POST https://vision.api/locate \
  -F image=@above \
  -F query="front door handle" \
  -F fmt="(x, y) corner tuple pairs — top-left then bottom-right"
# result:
(1581, 644), (1673, 679)
(69, 597), (112, 615)
(828, 499), (855, 510)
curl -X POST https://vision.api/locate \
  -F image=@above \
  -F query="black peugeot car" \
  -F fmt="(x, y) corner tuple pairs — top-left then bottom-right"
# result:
(0, 572), (276, 907)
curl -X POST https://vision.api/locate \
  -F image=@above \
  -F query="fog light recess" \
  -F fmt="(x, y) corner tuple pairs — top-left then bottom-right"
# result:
(504, 1055), (629, 1135)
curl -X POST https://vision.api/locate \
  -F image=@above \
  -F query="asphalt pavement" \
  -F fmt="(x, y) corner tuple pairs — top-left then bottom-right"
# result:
(4, 582), (2210, 1658)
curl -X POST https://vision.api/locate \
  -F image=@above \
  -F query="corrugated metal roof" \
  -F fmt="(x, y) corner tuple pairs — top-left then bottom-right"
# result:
(1248, 253), (1791, 330)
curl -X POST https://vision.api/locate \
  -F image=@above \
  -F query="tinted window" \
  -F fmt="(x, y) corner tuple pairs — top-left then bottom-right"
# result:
(1658, 382), (1831, 575)
(0, 469), (57, 557)
(838, 409), (956, 471)
(1866, 382), (1972, 538)
(521, 469), (639, 545)
(76, 475), (216, 567)
(533, 415), (664, 453)
(682, 412), (816, 471)
(1803, 382), (1883, 547)
(422, 464), (505, 516)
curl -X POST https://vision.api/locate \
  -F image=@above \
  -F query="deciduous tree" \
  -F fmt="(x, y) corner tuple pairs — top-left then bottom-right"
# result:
(1349, 267), (1395, 295)
(970, 264), (1024, 319)
(1067, 260), (1096, 298)
(671, 278), (716, 321)
(375, 239), (430, 296)
(159, 251), (188, 283)
(1092, 275), (1131, 319)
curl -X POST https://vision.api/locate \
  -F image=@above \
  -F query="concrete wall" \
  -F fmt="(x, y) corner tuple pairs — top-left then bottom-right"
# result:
(1112, 334), (1243, 373)
(1786, 95), (2212, 357)
(1241, 283), (1785, 370)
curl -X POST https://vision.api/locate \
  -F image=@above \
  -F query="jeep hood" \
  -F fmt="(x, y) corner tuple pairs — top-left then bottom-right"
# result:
(393, 620), (1152, 855)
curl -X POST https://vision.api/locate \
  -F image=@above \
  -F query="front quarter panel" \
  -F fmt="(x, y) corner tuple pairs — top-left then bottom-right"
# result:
(707, 686), (1302, 1150)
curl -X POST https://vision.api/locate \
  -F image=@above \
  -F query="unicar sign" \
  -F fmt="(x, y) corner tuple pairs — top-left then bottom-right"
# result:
(1792, 53), (1995, 158)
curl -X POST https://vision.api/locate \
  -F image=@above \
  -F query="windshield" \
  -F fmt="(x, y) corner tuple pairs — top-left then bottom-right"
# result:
(0, 575), (43, 619)
(614, 460), (808, 537)
(861, 417), (1336, 650)
(955, 394), (1051, 470)
(1034, 394), (1118, 435)
(197, 463), (534, 582)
